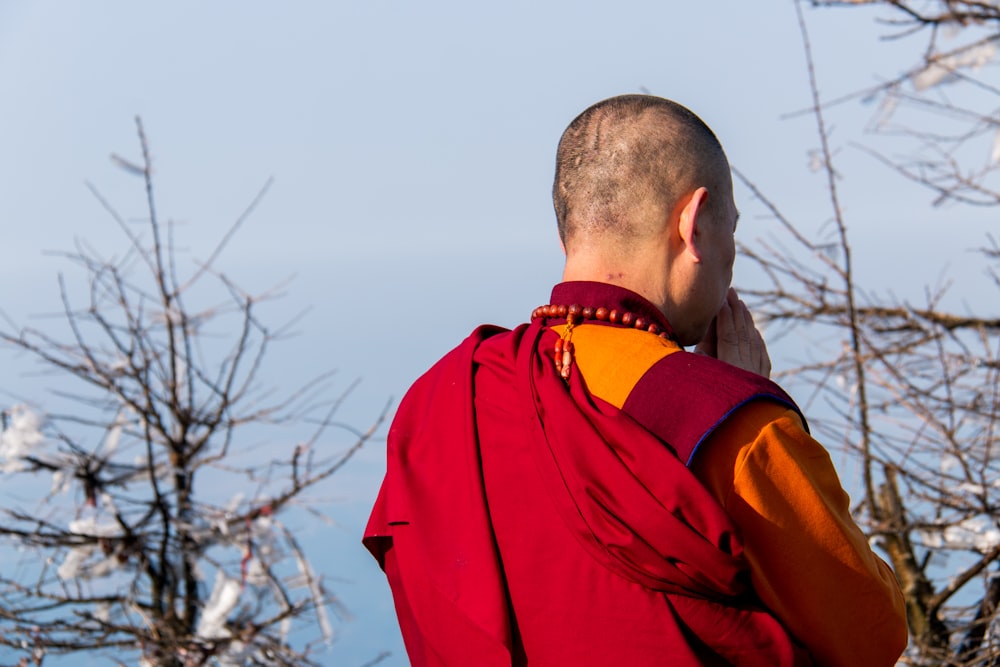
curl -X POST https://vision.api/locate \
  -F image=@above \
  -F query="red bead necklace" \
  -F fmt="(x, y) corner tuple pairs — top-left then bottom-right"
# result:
(530, 303), (675, 340)
(531, 303), (676, 380)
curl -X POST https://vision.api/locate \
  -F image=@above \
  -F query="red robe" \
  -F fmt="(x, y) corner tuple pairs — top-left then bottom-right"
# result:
(364, 320), (811, 665)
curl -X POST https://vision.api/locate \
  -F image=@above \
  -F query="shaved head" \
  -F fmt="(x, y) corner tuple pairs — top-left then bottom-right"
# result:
(553, 95), (729, 251)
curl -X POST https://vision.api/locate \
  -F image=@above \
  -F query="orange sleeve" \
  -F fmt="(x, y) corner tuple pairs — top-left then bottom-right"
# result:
(691, 403), (908, 667)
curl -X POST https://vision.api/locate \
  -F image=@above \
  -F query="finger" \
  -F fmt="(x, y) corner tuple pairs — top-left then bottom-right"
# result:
(755, 317), (772, 377)
(731, 294), (753, 363)
(715, 296), (737, 359)
(742, 302), (772, 377)
(721, 289), (772, 377)
(716, 297), (749, 372)
(760, 341), (772, 377)
(745, 302), (759, 359)
(744, 308), (767, 374)
(717, 292), (735, 343)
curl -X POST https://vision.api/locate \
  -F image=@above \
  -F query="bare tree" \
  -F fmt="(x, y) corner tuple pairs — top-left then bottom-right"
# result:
(808, 0), (1000, 206)
(0, 118), (386, 666)
(734, 2), (1000, 664)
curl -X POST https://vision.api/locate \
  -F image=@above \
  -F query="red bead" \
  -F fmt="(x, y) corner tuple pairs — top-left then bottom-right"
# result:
(530, 304), (675, 346)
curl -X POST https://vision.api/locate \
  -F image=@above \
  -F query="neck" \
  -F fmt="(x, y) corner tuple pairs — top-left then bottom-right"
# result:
(562, 253), (672, 316)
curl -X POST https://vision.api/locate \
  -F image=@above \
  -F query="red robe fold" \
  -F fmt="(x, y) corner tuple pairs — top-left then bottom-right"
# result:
(364, 321), (808, 666)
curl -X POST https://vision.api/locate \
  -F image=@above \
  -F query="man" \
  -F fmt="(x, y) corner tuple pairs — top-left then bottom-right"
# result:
(364, 95), (907, 666)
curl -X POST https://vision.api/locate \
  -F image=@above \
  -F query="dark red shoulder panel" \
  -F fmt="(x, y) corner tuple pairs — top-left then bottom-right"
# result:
(621, 352), (805, 466)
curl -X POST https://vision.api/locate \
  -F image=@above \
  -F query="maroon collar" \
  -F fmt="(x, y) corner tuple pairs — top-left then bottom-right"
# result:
(547, 281), (676, 339)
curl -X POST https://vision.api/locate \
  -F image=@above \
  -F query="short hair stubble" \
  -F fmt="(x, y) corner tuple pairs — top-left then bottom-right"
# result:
(552, 94), (727, 250)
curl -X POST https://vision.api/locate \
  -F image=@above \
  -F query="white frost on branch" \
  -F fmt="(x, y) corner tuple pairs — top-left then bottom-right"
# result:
(226, 493), (246, 512)
(940, 453), (962, 474)
(211, 492), (247, 538)
(244, 556), (269, 587)
(103, 408), (127, 457)
(69, 516), (120, 537)
(99, 492), (115, 511)
(196, 572), (241, 640)
(289, 532), (334, 644)
(0, 405), (45, 473)
(912, 42), (997, 91)
(51, 469), (71, 496)
(835, 372), (858, 397)
(919, 515), (1000, 553)
(280, 615), (291, 647)
(94, 603), (111, 624)
(957, 481), (988, 496)
(216, 640), (255, 666)
(58, 547), (94, 581)
(991, 128), (1000, 166)
(58, 515), (124, 580)
(250, 514), (279, 562)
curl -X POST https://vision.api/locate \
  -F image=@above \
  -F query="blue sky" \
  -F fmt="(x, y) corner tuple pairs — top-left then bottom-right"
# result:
(1, 2), (997, 664)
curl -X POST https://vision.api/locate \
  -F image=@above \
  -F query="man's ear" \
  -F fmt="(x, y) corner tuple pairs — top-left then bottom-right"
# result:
(676, 186), (709, 263)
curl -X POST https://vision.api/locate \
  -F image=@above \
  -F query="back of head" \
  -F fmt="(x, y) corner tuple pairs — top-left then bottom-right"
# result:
(553, 95), (727, 253)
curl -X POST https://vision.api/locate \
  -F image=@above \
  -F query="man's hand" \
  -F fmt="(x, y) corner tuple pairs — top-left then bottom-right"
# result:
(694, 288), (771, 377)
